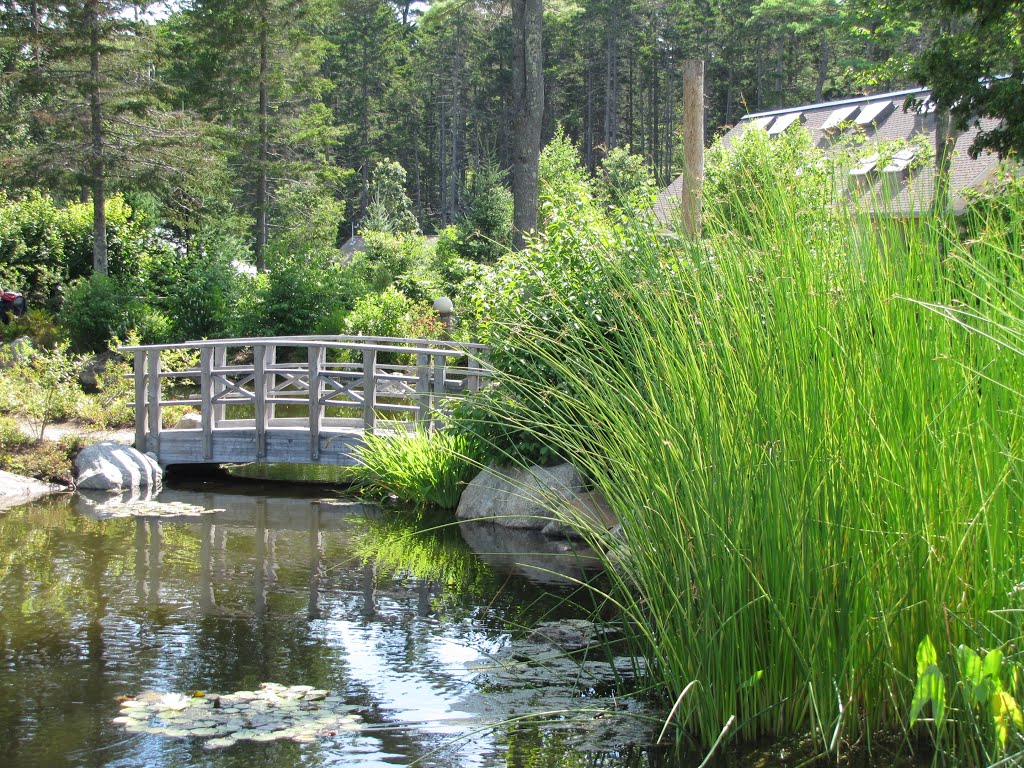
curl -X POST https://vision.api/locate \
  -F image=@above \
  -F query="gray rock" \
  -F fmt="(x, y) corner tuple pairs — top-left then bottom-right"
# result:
(455, 463), (584, 530)
(74, 440), (162, 491)
(78, 351), (118, 393)
(173, 412), (201, 430)
(0, 470), (65, 511)
(540, 490), (619, 540)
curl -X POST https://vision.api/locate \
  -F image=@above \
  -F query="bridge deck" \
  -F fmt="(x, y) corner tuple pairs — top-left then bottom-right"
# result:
(123, 335), (489, 468)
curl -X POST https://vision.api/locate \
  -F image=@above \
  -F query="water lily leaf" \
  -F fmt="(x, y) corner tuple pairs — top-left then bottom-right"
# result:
(204, 737), (237, 750)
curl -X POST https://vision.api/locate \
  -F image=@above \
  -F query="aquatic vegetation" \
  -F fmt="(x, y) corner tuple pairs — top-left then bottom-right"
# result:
(112, 683), (361, 749)
(473, 135), (1024, 763)
(350, 426), (486, 509)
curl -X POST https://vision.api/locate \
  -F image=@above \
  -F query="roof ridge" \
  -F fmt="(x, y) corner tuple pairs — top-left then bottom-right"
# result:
(741, 87), (932, 121)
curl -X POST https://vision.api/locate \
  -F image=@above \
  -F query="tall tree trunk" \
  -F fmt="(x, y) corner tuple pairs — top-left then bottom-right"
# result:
(511, 0), (543, 250)
(585, 62), (593, 171)
(604, 27), (617, 150)
(255, 20), (269, 273)
(815, 34), (829, 101)
(86, 0), (107, 275)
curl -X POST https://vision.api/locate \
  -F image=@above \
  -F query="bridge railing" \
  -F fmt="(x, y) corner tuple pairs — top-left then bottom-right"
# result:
(121, 335), (490, 462)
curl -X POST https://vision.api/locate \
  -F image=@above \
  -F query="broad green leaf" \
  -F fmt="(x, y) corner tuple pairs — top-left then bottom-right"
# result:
(910, 665), (946, 729)
(917, 636), (939, 679)
(984, 649), (1004, 691)
(958, 645), (984, 706)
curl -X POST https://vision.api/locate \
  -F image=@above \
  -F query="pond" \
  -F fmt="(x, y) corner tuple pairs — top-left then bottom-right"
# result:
(0, 478), (665, 768)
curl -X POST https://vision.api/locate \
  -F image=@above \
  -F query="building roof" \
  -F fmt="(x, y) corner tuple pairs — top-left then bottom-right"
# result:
(654, 87), (1006, 224)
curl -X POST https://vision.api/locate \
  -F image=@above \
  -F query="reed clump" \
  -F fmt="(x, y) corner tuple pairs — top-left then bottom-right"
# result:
(478, 131), (1024, 763)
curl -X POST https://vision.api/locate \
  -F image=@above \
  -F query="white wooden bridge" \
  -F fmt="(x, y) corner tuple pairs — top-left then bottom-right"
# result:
(123, 335), (489, 468)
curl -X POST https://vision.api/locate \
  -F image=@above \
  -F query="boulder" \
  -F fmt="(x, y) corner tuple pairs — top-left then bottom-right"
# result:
(0, 470), (65, 511)
(455, 463), (584, 530)
(173, 412), (202, 430)
(78, 351), (118, 392)
(74, 440), (162, 491)
(540, 490), (619, 540)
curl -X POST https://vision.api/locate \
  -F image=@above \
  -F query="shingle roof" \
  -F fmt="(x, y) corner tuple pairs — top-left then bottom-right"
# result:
(654, 87), (1006, 224)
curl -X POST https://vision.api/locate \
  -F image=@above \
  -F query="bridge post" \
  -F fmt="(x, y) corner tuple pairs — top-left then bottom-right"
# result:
(254, 345), (268, 459)
(308, 346), (323, 460)
(200, 347), (213, 460)
(362, 347), (377, 434)
(133, 351), (147, 451)
(147, 349), (161, 453)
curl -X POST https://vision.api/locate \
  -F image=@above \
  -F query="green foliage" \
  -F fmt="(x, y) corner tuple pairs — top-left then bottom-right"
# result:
(909, 637), (1024, 761)
(0, 342), (84, 441)
(595, 146), (655, 211)
(59, 274), (152, 352)
(463, 132), (628, 462)
(0, 415), (81, 485)
(451, 162), (514, 264)
(362, 158), (419, 235)
(474, 134), (1024, 763)
(908, 0), (1024, 158)
(232, 250), (363, 338)
(350, 427), (486, 509)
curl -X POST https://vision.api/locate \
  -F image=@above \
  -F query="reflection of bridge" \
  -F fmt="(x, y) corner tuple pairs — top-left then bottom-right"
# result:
(122, 335), (489, 468)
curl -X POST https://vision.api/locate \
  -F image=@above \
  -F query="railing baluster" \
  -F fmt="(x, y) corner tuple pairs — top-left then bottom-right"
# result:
(308, 346), (323, 460)
(467, 356), (481, 393)
(266, 345), (277, 426)
(200, 347), (213, 460)
(212, 346), (226, 425)
(147, 349), (161, 457)
(254, 345), (267, 459)
(431, 353), (446, 431)
(416, 352), (430, 428)
(363, 347), (377, 434)
(134, 351), (147, 452)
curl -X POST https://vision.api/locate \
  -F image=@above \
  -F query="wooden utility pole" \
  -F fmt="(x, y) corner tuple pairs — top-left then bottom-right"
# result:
(680, 59), (704, 238)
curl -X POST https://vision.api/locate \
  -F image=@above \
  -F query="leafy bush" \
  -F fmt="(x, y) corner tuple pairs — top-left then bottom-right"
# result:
(596, 145), (656, 211)
(232, 249), (363, 338)
(59, 274), (150, 353)
(0, 342), (84, 440)
(0, 415), (81, 485)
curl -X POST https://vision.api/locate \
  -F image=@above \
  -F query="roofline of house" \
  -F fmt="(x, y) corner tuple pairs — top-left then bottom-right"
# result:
(741, 87), (932, 121)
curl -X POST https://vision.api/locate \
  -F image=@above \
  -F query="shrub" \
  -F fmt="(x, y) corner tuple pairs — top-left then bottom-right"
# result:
(59, 274), (148, 353)
(595, 145), (656, 211)
(0, 342), (83, 440)
(233, 249), (361, 338)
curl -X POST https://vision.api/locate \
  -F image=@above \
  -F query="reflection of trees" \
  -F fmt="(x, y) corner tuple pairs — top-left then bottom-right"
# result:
(348, 511), (496, 616)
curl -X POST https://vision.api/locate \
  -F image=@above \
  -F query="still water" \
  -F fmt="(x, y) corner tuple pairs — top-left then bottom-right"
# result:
(0, 481), (661, 768)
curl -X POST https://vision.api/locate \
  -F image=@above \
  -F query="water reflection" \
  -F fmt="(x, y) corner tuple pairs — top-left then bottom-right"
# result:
(0, 488), (655, 768)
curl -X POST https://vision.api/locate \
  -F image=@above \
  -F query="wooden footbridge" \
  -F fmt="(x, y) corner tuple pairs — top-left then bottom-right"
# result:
(122, 335), (489, 468)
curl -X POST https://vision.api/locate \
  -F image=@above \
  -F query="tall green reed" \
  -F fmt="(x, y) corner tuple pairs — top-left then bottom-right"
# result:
(478, 139), (1024, 762)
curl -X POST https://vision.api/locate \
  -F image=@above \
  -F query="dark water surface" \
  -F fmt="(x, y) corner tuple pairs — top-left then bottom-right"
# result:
(0, 482), (661, 768)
